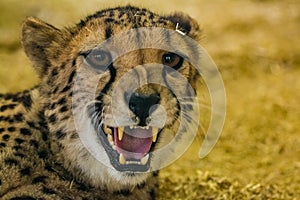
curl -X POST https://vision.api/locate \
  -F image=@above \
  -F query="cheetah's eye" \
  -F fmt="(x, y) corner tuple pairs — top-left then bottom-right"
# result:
(162, 52), (184, 70)
(84, 49), (112, 72)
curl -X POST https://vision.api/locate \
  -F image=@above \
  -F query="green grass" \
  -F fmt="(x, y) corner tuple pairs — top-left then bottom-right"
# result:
(0, 0), (299, 199)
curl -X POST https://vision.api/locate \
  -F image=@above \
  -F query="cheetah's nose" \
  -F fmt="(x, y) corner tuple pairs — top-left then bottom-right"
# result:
(128, 92), (160, 126)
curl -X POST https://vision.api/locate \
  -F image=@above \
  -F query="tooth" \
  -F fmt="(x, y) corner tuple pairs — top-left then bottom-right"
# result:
(141, 154), (149, 165)
(126, 161), (140, 165)
(130, 125), (133, 129)
(152, 127), (158, 142)
(112, 145), (116, 150)
(108, 134), (114, 145)
(103, 125), (112, 134)
(119, 153), (126, 165)
(146, 126), (149, 130)
(118, 127), (124, 141)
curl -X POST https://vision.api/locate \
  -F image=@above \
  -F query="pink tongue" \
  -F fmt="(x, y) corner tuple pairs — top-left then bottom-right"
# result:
(114, 127), (152, 160)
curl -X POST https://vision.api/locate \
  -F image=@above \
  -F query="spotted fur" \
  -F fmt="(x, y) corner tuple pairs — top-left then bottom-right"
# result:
(0, 6), (201, 199)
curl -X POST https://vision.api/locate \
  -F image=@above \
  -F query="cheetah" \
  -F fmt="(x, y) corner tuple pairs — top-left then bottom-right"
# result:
(0, 6), (202, 199)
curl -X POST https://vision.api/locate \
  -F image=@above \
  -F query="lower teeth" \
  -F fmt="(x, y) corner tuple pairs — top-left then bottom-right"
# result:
(118, 153), (149, 166)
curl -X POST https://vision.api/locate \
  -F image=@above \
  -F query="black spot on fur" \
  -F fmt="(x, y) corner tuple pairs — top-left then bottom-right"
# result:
(19, 166), (31, 176)
(60, 62), (67, 70)
(0, 104), (17, 112)
(105, 18), (115, 23)
(0, 116), (10, 122)
(41, 131), (48, 141)
(0, 128), (5, 133)
(27, 121), (37, 129)
(149, 188), (156, 200)
(50, 103), (57, 110)
(59, 106), (68, 112)
(49, 114), (57, 123)
(14, 153), (26, 158)
(42, 186), (56, 194)
(57, 97), (66, 105)
(20, 128), (32, 136)
(30, 140), (39, 149)
(53, 86), (59, 94)
(105, 26), (113, 39)
(118, 11), (125, 18)
(137, 182), (146, 189)
(44, 164), (54, 172)
(152, 171), (159, 177)
(76, 182), (91, 191)
(61, 85), (71, 93)
(56, 130), (66, 140)
(14, 113), (24, 122)
(115, 189), (131, 196)
(51, 68), (59, 76)
(12, 145), (22, 151)
(78, 20), (86, 28)
(8, 127), (16, 132)
(4, 158), (19, 166)
(38, 111), (48, 129)
(0, 142), (6, 147)
(68, 70), (76, 84)
(15, 138), (25, 144)
(0, 179), (2, 186)
(21, 94), (33, 109)
(10, 196), (36, 200)
(38, 150), (48, 159)
(8, 119), (15, 123)
(32, 175), (48, 184)
(2, 134), (10, 141)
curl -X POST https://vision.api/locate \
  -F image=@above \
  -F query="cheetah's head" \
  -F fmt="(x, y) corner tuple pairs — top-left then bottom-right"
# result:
(22, 6), (201, 191)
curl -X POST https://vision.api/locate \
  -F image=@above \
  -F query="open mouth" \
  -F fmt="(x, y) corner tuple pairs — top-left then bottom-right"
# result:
(99, 125), (160, 172)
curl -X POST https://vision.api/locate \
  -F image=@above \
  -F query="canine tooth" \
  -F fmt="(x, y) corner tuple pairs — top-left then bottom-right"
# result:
(103, 125), (112, 134)
(130, 125), (133, 129)
(146, 126), (149, 130)
(141, 154), (149, 165)
(108, 134), (114, 145)
(119, 153), (126, 165)
(118, 127), (124, 141)
(152, 127), (158, 142)
(112, 145), (116, 150)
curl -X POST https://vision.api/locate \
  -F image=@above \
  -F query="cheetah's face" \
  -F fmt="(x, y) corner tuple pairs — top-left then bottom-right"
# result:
(22, 6), (201, 190)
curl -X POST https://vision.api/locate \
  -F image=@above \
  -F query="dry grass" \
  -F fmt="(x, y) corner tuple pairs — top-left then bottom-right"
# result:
(0, 0), (299, 199)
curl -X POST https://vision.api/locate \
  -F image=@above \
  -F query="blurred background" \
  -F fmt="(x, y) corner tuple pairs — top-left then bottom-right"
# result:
(0, 0), (299, 199)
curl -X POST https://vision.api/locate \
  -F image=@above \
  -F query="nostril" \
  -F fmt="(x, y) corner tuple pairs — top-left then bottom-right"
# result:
(128, 92), (160, 126)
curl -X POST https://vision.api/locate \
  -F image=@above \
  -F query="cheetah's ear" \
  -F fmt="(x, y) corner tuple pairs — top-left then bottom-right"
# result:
(166, 12), (202, 39)
(22, 17), (63, 76)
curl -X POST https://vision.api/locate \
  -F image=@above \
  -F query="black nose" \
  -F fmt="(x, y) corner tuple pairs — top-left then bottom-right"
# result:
(128, 92), (160, 126)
